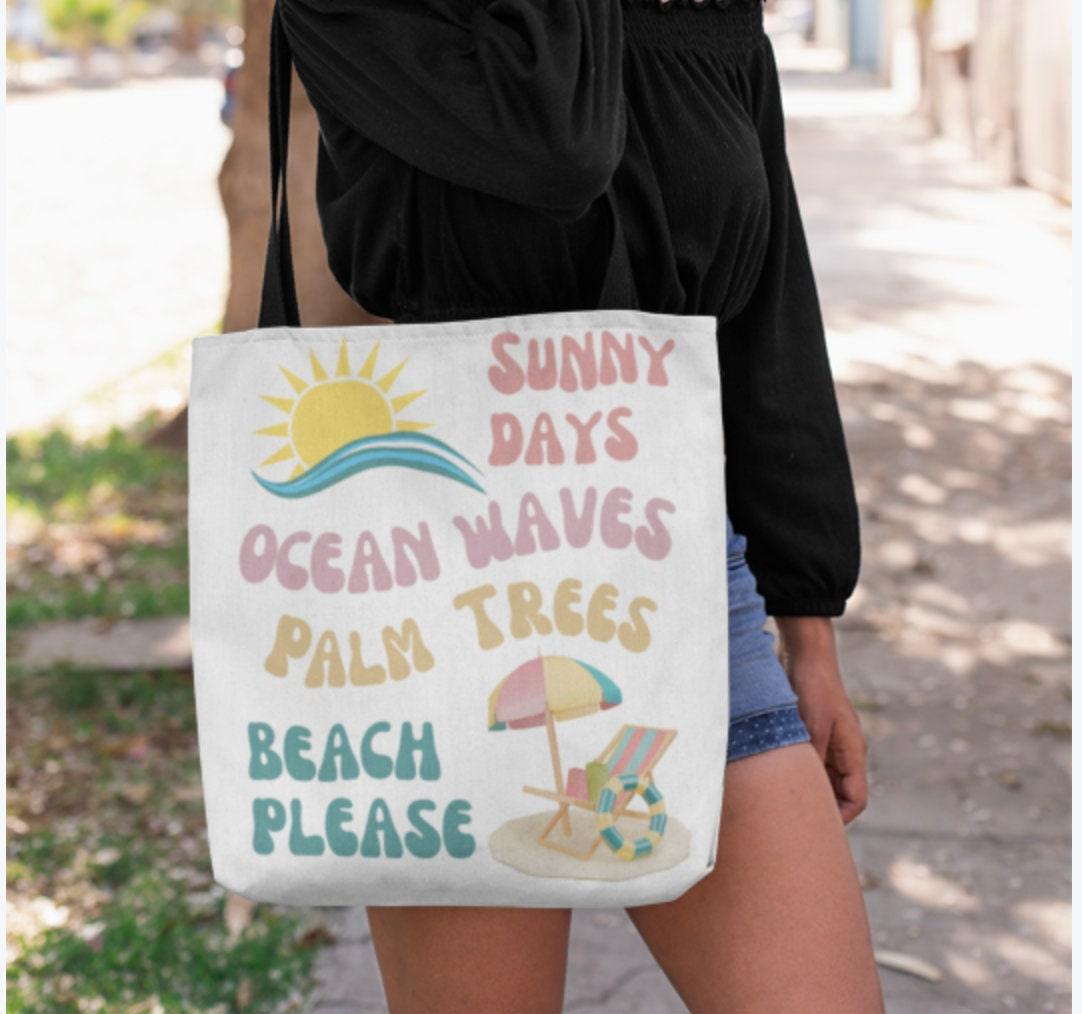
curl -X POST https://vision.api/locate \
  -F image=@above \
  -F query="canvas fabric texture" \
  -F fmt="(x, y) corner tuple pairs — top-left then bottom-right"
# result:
(189, 311), (728, 906)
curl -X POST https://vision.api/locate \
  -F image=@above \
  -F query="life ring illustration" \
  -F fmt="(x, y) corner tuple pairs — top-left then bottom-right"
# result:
(595, 772), (668, 860)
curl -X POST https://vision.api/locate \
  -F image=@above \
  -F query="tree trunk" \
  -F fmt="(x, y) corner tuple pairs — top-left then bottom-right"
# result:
(219, 0), (374, 333)
(151, 0), (373, 450)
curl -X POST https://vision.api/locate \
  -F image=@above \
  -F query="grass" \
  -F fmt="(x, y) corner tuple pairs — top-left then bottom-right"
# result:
(8, 874), (314, 1013)
(6, 406), (325, 1011)
(7, 418), (189, 628)
(6, 665), (321, 1013)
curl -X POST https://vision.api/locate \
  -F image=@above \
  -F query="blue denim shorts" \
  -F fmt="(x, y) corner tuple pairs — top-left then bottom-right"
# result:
(725, 515), (812, 763)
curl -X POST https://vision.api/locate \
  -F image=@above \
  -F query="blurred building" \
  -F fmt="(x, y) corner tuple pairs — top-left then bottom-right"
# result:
(7, 0), (46, 51)
(810, 0), (1072, 202)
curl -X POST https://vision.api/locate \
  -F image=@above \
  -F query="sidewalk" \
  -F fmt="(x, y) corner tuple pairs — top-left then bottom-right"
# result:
(6, 77), (230, 433)
(784, 63), (1071, 1014)
(300, 61), (1071, 1014)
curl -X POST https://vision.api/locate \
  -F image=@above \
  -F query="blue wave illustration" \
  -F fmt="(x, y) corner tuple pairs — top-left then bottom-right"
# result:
(254, 431), (485, 499)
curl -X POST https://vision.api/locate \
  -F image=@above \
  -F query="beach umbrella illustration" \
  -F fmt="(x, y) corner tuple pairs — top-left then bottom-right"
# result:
(488, 655), (622, 834)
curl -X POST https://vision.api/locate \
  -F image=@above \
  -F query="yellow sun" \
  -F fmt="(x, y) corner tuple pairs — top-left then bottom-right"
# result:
(256, 339), (430, 477)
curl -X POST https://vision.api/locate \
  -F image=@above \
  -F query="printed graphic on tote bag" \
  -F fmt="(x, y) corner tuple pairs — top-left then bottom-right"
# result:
(230, 326), (706, 883)
(487, 654), (686, 876)
(254, 340), (483, 496)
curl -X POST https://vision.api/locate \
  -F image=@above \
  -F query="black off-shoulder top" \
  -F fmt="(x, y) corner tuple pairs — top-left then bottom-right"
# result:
(277, 0), (861, 617)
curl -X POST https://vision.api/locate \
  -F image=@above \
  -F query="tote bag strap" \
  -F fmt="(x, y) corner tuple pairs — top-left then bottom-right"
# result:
(258, 2), (301, 328)
(257, 2), (636, 329)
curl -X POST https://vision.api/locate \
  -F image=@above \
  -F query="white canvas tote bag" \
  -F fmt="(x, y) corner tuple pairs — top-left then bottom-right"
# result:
(188, 5), (728, 907)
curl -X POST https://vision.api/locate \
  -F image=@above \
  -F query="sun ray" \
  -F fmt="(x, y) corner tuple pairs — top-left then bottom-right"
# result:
(391, 388), (426, 413)
(261, 443), (296, 466)
(255, 422), (290, 437)
(289, 463), (305, 479)
(377, 357), (409, 392)
(335, 339), (352, 377)
(358, 342), (380, 380)
(396, 419), (433, 432)
(261, 394), (294, 414)
(309, 351), (329, 382)
(279, 366), (309, 395)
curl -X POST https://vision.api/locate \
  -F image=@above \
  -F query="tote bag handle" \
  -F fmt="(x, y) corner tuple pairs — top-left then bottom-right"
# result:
(257, 2), (637, 329)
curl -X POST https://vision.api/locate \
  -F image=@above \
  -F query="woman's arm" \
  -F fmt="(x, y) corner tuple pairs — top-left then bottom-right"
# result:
(717, 35), (861, 617)
(776, 616), (868, 824)
(279, 0), (626, 221)
(719, 38), (867, 820)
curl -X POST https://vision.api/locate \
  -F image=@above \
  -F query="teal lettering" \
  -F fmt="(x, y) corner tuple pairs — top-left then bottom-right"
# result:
(252, 797), (286, 854)
(284, 726), (317, 781)
(444, 799), (476, 859)
(318, 723), (360, 782)
(361, 721), (394, 779)
(360, 798), (403, 858)
(248, 722), (282, 780)
(404, 800), (441, 858)
(394, 721), (441, 781)
(288, 799), (325, 855)
(326, 798), (358, 856)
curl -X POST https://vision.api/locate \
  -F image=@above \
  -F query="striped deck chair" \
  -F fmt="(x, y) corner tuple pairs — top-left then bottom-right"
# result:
(523, 724), (677, 860)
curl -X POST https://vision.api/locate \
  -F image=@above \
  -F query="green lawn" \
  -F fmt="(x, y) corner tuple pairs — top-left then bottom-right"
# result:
(6, 664), (322, 1012)
(7, 420), (189, 628)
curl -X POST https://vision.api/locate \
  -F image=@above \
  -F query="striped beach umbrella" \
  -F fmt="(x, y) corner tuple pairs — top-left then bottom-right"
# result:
(488, 655), (622, 731)
(488, 655), (622, 835)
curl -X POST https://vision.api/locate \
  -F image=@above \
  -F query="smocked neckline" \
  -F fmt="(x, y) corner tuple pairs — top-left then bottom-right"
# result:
(620, 0), (765, 51)
(619, 0), (764, 9)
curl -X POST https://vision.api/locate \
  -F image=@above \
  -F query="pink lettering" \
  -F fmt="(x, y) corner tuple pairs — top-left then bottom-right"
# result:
(600, 488), (634, 550)
(605, 408), (638, 461)
(524, 412), (565, 465)
(240, 524), (276, 583)
(488, 331), (525, 394)
(452, 503), (516, 569)
(489, 413), (523, 466)
(514, 493), (561, 555)
(638, 336), (675, 386)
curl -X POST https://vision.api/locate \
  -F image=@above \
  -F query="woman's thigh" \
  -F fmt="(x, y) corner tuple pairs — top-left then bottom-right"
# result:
(628, 742), (883, 1014)
(366, 745), (880, 1014)
(366, 905), (571, 1013)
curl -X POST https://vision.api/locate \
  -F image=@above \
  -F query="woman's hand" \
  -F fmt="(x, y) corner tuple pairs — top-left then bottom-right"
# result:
(774, 616), (868, 825)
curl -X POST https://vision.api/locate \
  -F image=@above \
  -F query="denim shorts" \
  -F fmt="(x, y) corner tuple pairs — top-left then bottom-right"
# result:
(725, 514), (812, 763)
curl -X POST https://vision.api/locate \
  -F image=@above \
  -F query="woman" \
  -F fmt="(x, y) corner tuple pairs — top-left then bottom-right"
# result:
(278, 0), (883, 1009)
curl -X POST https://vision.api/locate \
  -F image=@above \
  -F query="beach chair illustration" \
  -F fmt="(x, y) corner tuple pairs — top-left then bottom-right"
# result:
(523, 724), (677, 860)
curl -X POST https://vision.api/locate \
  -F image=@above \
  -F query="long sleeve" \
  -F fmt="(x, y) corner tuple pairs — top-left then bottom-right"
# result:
(718, 36), (860, 617)
(279, 0), (626, 222)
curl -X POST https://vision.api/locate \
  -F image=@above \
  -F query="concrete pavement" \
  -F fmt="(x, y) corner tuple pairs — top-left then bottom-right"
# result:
(6, 77), (230, 433)
(788, 63), (1071, 1014)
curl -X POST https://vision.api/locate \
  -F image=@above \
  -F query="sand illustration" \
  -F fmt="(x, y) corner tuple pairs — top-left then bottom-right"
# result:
(490, 808), (691, 882)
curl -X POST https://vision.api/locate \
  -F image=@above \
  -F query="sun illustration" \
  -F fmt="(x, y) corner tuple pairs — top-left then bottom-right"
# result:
(252, 339), (482, 499)
(257, 339), (430, 478)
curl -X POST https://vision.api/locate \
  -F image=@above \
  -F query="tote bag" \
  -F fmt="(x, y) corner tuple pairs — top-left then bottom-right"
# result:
(188, 5), (728, 908)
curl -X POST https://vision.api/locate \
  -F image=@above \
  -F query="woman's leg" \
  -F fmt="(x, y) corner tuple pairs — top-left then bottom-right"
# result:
(628, 742), (883, 1014)
(366, 906), (571, 1013)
